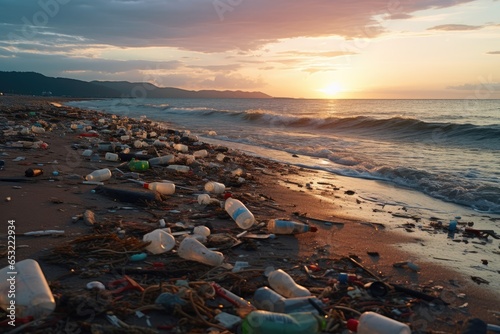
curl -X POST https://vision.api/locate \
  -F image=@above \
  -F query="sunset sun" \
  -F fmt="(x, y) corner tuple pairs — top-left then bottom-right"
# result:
(319, 83), (343, 98)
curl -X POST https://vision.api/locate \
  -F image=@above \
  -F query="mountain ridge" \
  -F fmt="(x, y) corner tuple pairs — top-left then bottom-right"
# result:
(0, 71), (272, 99)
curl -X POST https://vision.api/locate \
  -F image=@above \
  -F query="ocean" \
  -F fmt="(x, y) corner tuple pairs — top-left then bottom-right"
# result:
(67, 98), (500, 215)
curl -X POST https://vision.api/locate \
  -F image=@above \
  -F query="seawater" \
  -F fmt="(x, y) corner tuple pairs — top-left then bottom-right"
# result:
(68, 98), (500, 214)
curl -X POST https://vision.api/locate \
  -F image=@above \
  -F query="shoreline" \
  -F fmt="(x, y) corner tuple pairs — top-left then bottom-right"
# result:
(1, 95), (499, 332)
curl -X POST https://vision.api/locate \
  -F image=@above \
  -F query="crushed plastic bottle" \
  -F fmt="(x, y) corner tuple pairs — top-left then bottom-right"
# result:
(0, 259), (56, 319)
(143, 229), (175, 254)
(252, 287), (324, 314)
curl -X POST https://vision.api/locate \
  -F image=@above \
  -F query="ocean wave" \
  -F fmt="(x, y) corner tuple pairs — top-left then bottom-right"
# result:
(298, 162), (500, 214)
(241, 111), (500, 149)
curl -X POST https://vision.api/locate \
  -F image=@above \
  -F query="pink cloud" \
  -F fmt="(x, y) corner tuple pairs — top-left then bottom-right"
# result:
(2, 0), (477, 52)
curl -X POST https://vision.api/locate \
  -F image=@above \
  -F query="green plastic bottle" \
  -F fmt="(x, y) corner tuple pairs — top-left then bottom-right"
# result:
(242, 310), (326, 334)
(128, 158), (149, 172)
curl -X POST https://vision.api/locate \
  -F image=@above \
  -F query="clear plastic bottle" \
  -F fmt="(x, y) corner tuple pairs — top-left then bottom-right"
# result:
(177, 237), (224, 266)
(347, 312), (412, 334)
(148, 154), (175, 166)
(204, 181), (226, 194)
(224, 197), (255, 229)
(143, 229), (176, 254)
(167, 165), (190, 173)
(82, 149), (93, 157)
(252, 287), (323, 314)
(0, 259), (56, 319)
(105, 152), (119, 161)
(144, 182), (175, 195)
(242, 311), (326, 334)
(267, 219), (317, 234)
(85, 168), (112, 182)
(267, 269), (311, 298)
(193, 225), (211, 237)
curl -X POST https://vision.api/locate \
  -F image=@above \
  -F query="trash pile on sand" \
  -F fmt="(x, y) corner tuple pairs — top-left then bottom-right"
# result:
(0, 99), (498, 333)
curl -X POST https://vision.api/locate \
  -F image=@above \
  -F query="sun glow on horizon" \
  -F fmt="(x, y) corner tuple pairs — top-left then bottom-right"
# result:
(319, 82), (344, 98)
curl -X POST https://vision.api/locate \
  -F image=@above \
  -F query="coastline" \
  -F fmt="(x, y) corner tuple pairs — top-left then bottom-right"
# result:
(0, 95), (499, 332)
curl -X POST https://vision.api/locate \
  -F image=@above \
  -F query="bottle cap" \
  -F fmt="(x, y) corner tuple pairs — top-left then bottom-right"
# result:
(310, 226), (318, 232)
(346, 319), (359, 332)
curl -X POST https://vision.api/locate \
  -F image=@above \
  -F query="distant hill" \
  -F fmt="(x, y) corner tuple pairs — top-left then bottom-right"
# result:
(0, 71), (120, 98)
(92, 81), (271, 99)
(0, 71), (272, 99)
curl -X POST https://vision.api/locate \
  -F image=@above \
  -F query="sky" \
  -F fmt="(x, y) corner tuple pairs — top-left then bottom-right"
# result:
(0, 0), (499, 99)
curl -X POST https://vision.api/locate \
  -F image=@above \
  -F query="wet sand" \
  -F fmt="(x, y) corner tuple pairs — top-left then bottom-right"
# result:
(0, 95), (499, 333)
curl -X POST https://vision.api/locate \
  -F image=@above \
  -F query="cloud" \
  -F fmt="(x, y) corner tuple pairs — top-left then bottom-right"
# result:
(0, 51), (182, 75)
(278, 51), (357, 58)
(302, 67), (337, 74)
(0, 0), (477, 53)
(427, 24), (484, 31)
(188, 64), (241, 72)
(486, 51), (500, 54)
(198, 73), (265, 89)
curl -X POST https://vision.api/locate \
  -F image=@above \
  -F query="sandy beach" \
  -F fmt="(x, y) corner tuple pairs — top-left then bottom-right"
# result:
(0, 95), (499, 333)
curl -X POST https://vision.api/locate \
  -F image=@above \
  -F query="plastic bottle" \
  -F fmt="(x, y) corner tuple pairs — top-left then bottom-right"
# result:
(143, 229), (176, 254)
(338, 273), (357, 284)
(85, 168), (112, 182)
(267, 269), (311, 298)
(212, 282), (255, 310)
(347, 312), (411, 334)
(167, 165), (190, 173)
(105, 152), (119, 161)
(267, 219), (318, 234)
(0, 259), (56, 319)
(205, 181), (226, 194)
(177, 237), (224, 266)
(193, 225), (211, 237)
(82, 149), (93, 157)
(128, 159), (149, 172)
(144, 182), (175, 195)
(224, 197), (255, 229)
(153, 140), (167, 148)
(25, 168), (44, 177)
(148, 154), (175, 166)
(252, 287), (324, 314)
(449, 219), (457, 232)
(242, 310), (326, 334)
(31, 125), (45, 134)
(198, 194), (211, 205)
(97, 142), (116, 152)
